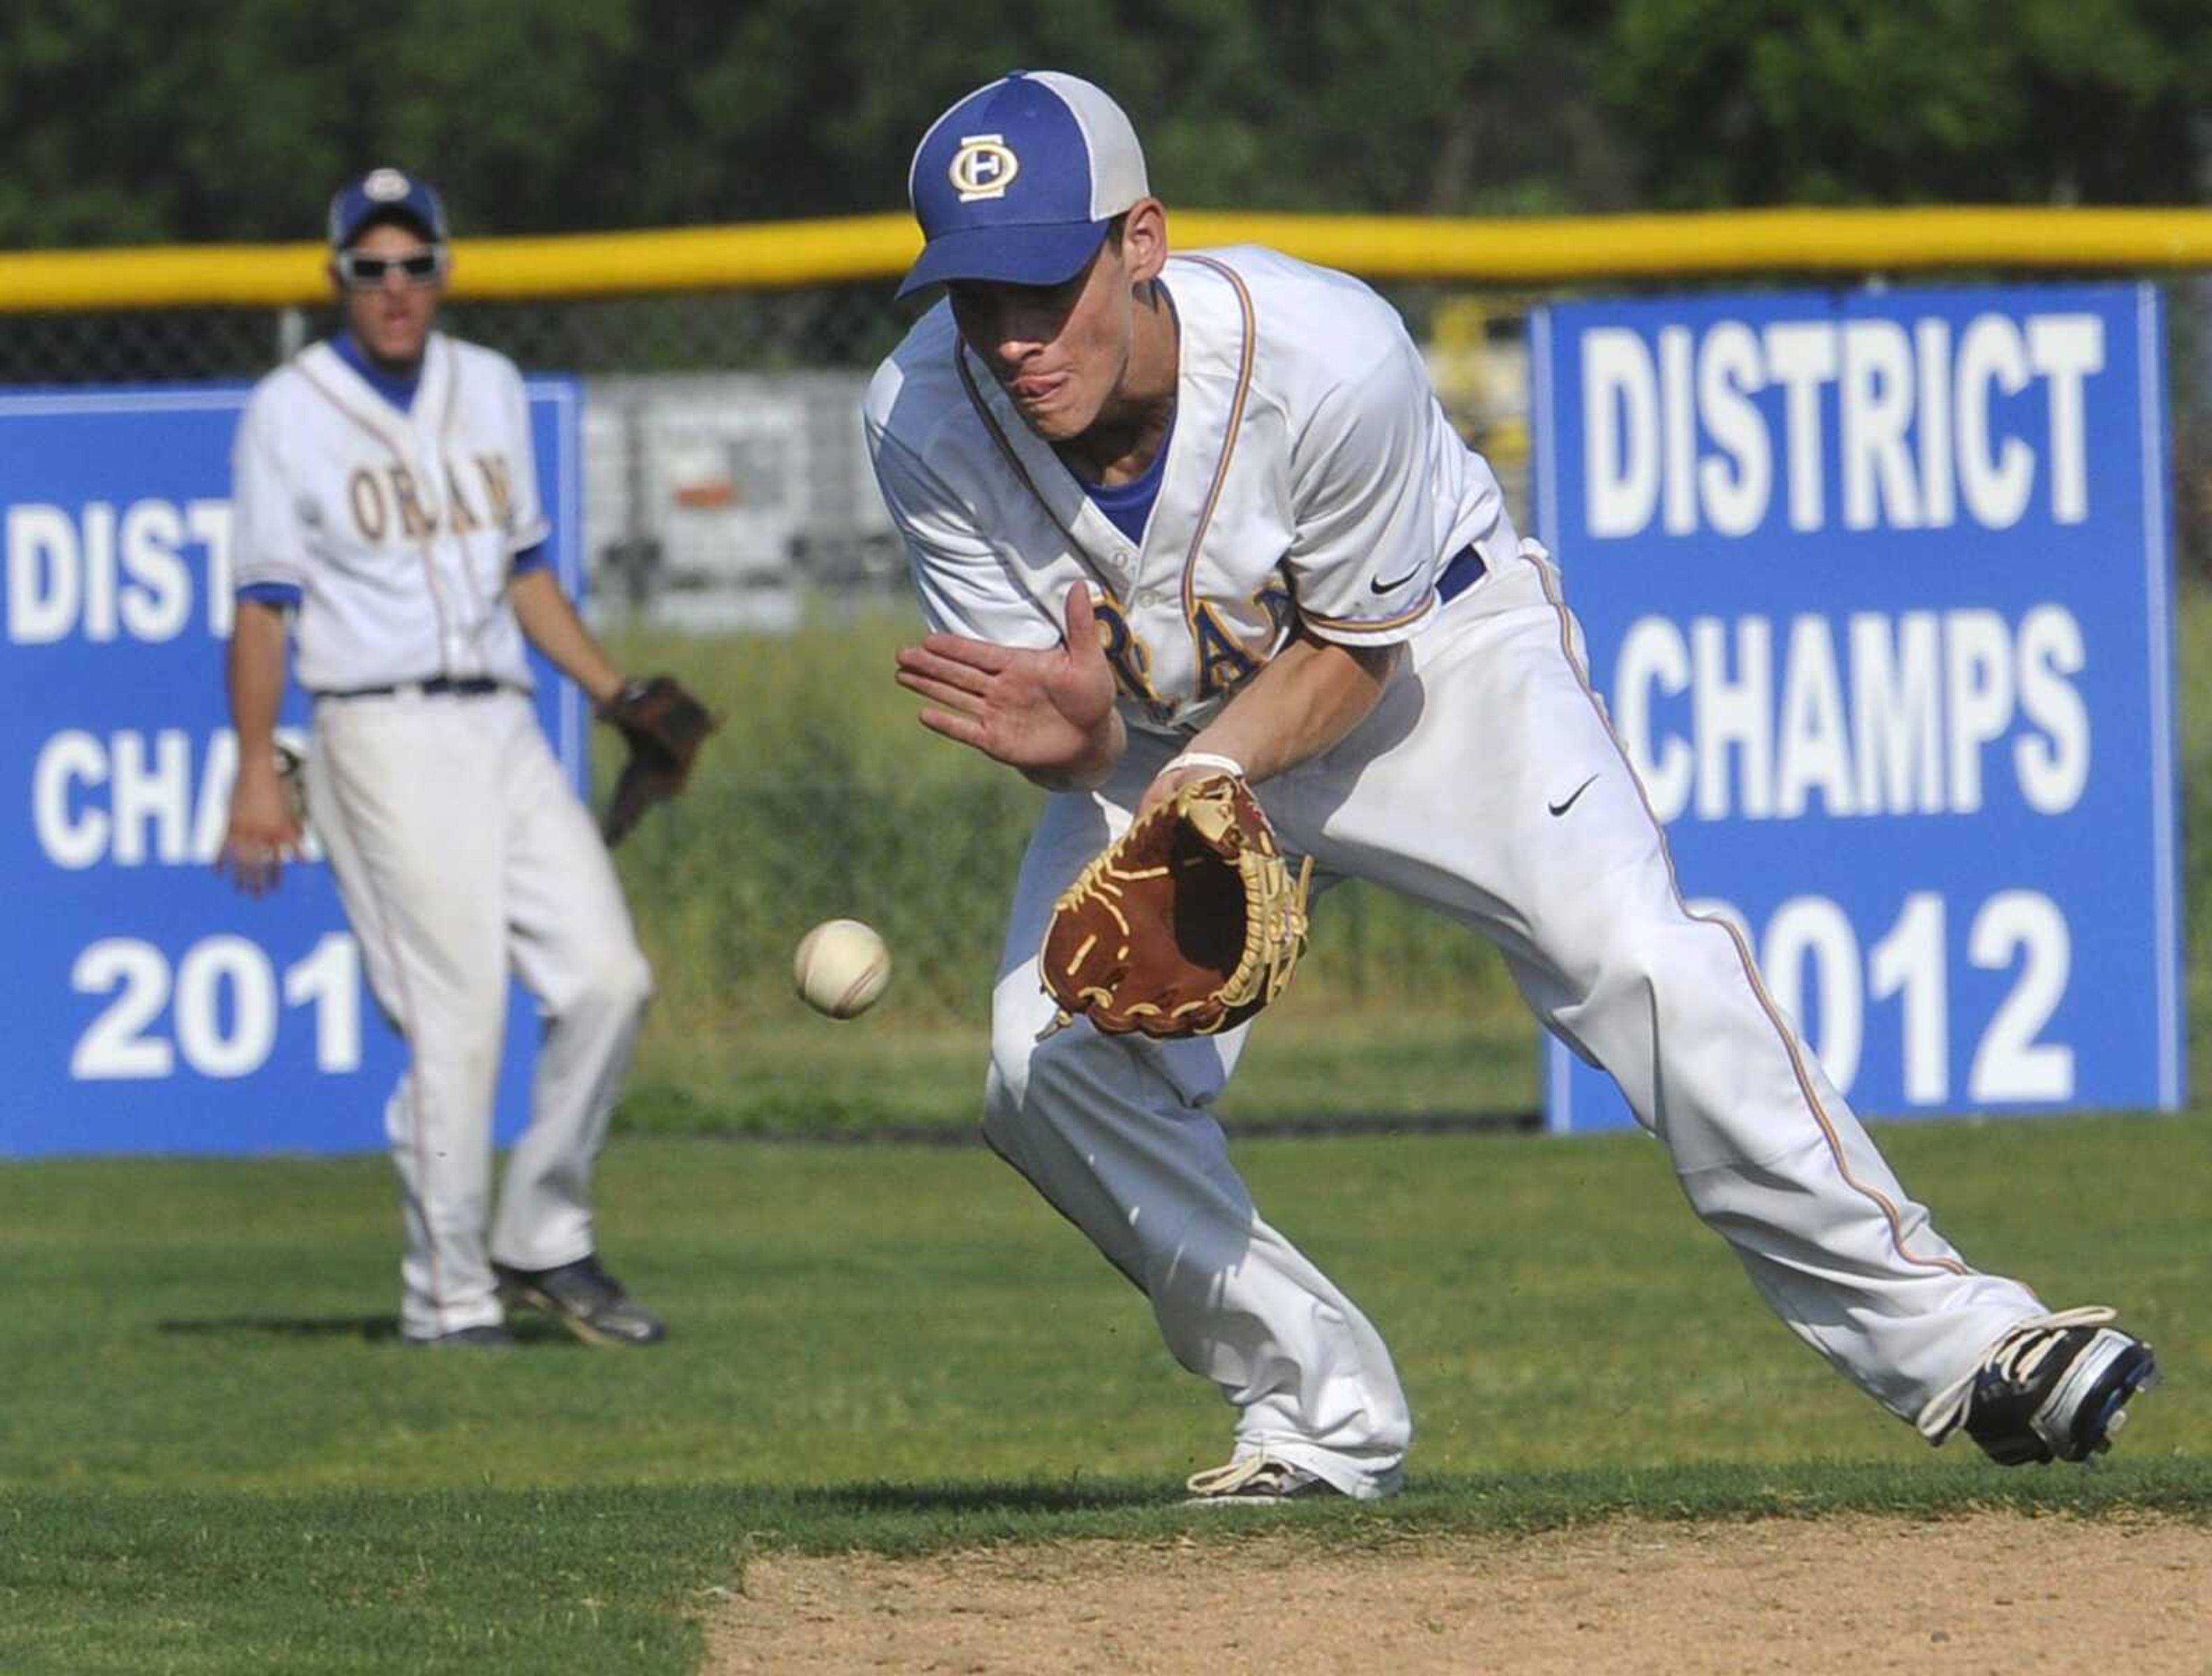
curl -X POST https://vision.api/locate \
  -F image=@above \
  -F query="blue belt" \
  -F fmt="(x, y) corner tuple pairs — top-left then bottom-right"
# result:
(1437, 543), (1488, 604)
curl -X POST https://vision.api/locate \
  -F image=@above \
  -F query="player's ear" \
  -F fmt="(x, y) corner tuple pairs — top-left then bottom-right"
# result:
(1120, 199), (1168, 285)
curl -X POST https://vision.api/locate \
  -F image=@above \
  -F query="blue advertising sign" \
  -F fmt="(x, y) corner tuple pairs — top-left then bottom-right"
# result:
(1530, 284), (2180, 1132)
(1, 379), (585, 1156)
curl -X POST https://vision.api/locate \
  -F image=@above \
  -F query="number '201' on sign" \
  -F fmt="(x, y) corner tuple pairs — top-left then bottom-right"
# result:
(71, 933), (361, 1080)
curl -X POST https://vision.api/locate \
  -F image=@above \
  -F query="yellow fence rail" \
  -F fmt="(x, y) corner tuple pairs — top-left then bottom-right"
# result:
(6, 206), (2212, 313)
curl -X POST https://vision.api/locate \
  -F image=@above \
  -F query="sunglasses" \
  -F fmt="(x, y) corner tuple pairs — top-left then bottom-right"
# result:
(335, 247), (446, 288)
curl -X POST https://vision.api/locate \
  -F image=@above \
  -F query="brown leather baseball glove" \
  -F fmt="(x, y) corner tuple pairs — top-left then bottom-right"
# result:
(599, 675), (718, 846)
(1040, 773), (1313, 1039)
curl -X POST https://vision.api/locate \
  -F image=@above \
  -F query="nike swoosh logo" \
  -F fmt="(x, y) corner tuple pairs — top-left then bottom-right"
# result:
(1370, 567), (1422, 595)
(1547, 774), (1599, 817)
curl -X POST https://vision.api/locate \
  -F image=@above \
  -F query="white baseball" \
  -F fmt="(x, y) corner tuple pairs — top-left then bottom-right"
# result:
(793, 918), (892, 1019)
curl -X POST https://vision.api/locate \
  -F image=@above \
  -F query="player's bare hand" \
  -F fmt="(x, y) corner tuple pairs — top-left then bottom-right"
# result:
(896, 584), (1122, 777)
(217, 763), (304, 897)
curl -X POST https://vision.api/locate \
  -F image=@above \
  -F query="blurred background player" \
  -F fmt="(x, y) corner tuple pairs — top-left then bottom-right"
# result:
(868, 73), (2157, 1499)
(218, 168), (671, 1349)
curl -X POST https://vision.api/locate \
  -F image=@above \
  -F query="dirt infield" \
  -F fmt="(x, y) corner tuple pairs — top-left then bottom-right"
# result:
(708, 1513), (2208, 1674)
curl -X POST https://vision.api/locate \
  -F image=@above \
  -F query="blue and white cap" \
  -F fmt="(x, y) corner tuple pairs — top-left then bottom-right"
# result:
(327, 168), (449, 251)
(899, 71), (1149, 300)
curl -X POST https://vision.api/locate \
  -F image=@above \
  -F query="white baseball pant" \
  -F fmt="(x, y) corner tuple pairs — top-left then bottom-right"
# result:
(985, 546), (2047, 1497)
(308, 690), (653, 1341)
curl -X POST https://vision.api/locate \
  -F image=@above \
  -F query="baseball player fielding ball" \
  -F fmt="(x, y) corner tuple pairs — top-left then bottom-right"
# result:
(864, 69), (2158, 1503)
(794, 919), (893, 1019)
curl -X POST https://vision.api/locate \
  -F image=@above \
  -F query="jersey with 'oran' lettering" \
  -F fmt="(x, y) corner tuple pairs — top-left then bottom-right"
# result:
(865, 245), (1520, 735)
(230, 331), (548, 694)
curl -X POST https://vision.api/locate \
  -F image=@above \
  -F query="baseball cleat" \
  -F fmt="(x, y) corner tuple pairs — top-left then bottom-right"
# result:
(1925, 1307), (2158, 1465)
(1183, 1455), (1344, 1506)
(403, 1323), (516, 1350)
(494, 1254), (667, 1347)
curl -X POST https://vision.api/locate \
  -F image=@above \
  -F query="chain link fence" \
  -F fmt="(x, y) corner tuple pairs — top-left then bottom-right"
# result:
(8, 268), (2209, 1128)
(9, 274), (2206, 562)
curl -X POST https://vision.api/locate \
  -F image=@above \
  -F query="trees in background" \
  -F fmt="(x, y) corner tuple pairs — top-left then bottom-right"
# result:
(1606, 0), (2212, 206)
(3, 0), (2207, 248)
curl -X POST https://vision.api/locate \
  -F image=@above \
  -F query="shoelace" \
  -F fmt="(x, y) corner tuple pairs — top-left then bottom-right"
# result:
(1185, 1455), (1308, 1497)
(1915, 1306), (2118, 1443)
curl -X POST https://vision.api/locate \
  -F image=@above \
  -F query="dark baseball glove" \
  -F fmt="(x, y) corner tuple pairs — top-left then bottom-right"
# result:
(599, 675), (717, 846)
(273, 740), (309, 828)
(1040, 773), (1313, 1040)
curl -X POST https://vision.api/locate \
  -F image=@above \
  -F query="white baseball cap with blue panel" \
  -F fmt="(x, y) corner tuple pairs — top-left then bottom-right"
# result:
(327, 168), (450, 251)
(899, 71), (1150, 300)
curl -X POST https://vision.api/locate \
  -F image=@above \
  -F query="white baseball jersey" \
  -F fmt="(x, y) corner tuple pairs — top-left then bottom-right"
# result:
(231, 331), (548, 694)
(865, 242), (2058, 1497)
(865, 246), (1521, 734)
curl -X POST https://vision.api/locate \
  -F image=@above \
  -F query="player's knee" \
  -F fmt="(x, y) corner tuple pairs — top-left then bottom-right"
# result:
(1537, 868), (1683, 999)
(984, 1012), (1101, 1138)
(985, 1002), (1044, 1118)
(565, 941), (654, 1019)
(604, 944), (654, 1012)
(980, 1060), (1023, 1153)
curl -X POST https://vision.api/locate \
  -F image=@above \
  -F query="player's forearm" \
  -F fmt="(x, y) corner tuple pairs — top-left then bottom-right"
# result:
(1185, 631), (1400, 784)
(226, 600), (291, 756)
(509, 568), (626, 705)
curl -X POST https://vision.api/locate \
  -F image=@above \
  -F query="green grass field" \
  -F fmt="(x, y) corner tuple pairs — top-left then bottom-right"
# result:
(3, 1114), (2204, 1673)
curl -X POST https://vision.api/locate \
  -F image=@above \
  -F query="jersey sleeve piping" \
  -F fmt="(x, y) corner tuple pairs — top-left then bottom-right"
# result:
(1298, 592), (1439, 644)
(235, 579), (304, 610)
